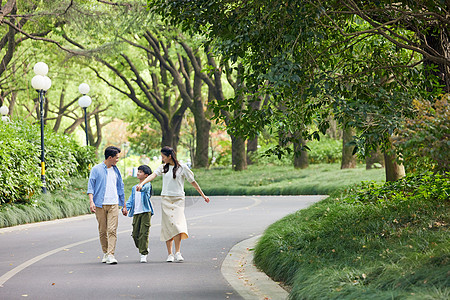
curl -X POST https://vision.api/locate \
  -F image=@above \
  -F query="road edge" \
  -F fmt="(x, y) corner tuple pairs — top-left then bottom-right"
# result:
(221, 235), (289, 300)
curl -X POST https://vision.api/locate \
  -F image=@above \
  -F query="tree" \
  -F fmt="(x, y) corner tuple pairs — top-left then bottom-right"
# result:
(148, 0), (446, 180)
(341, 125), (356, 169)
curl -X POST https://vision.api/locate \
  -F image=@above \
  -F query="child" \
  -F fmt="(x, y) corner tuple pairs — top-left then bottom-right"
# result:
(123, 165), (154, 263)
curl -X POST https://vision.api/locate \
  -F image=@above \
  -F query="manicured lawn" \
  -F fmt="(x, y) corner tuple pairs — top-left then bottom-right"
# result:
(124, 163), (385, 196)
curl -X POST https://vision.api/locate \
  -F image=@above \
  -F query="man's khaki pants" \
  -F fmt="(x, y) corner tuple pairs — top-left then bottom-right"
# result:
(95, 204), (119, 256)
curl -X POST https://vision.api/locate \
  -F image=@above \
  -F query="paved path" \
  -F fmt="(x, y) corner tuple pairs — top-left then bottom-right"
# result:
(0, 195), (325, 299)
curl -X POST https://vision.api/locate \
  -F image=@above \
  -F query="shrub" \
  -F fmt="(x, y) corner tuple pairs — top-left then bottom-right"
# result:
(0, 120), (95, 205)
(395, 95), (449, 173)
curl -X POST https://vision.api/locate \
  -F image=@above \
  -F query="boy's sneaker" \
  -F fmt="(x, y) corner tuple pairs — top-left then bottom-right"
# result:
(106, 255), (118, 264)
(166, 254), (175, 262)
(101, 253), (108, 263)
(140, 254), (147, 263)
(174, 252), (184, 262)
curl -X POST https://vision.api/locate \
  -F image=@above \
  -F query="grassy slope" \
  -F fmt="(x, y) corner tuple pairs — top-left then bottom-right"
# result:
(254, 173), (449, 299)
(0, 178), (90, 228)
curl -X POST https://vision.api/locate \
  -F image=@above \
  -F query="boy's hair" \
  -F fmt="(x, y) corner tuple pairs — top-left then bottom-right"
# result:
(138, 165), (152, 175)
(104, 146), (121, 160)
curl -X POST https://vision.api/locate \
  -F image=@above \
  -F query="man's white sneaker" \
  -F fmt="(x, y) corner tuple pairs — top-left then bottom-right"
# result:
(101, 253), (108, 263)
(174, 252), (184, 262)
(166, 254), (175, 262)
(140, 254), (147, 263)
(106, 255), (118, 264)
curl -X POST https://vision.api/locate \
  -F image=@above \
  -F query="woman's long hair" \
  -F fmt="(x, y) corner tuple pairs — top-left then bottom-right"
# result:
(161, 146), (180, 179)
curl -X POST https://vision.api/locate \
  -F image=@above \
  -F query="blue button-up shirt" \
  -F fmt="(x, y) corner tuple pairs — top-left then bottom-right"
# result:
(87, 162), (125, 208)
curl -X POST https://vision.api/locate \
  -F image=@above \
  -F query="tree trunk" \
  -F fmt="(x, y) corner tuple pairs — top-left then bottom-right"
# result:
(383, 148), (406, 182)
(246, 96), (261, 165)
(293, 138), (308, 169)
(161, 116), (182, 152)
(423, 27), (450, 92)
(161, 123), (175, 150)
(341, 126), (357, 169)
(247, 136), (258, 165)
(326, 118), (342, 139)
(8, 90), (16, 118)
(191, 71), (210, 168)
(366, 147), (385, 169)
(231, 134), (247, 171)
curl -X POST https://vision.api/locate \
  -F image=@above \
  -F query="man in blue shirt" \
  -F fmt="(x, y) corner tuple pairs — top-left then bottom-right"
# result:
(87, 146), (125, 264)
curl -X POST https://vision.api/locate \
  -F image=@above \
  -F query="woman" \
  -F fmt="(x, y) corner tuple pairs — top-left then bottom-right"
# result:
(136, 146), (210, 262)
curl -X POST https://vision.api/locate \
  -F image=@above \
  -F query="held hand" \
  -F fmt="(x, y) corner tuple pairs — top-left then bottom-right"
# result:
(122, 207), (128, 216)
(90, 202), (96, 213)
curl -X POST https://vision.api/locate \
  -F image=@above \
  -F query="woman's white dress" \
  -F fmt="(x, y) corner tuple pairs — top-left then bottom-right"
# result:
(154, 164), (195, 241)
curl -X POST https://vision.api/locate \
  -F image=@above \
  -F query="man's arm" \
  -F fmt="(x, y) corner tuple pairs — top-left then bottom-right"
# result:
(89, 193), (96, 213)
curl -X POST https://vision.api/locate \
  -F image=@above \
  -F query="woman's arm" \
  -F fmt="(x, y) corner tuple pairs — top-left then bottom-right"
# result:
(190, 181), (210, 203)
(136, 173), (157, 191)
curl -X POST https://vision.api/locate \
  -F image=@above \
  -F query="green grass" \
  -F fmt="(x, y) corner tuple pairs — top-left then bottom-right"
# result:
(0, 164), (384, 228)
(254, 172), (449, 299)
(124, 163), (385, 196)
(0, 178), (90, 228)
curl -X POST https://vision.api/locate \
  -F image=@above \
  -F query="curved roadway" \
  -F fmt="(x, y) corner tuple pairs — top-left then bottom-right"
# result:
(0, 195), (325, 299)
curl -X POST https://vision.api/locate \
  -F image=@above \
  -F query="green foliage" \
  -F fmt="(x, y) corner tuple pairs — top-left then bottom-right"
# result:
(342, 172), (449, 205)
(0, 120), (95, 205)
(308, 138), (342, 164)
(148, 0), (444, 170)
(72, 143), (97, 178)
(395, 96), (450, 173)
(212, 139), (232, 167)
(254, 135), (342, 165)
(254, 172), (449, 299)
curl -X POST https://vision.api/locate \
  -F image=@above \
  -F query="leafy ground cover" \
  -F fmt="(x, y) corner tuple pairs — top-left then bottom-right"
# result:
(254, 172), (449, 299)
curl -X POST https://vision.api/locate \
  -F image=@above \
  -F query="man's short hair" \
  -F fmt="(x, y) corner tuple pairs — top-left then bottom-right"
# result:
(104, 146), (121, 160)
(138, 165), (152, 175)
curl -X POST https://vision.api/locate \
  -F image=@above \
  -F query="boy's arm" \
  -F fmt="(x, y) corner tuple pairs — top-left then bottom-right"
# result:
(141, 182), (151, 193)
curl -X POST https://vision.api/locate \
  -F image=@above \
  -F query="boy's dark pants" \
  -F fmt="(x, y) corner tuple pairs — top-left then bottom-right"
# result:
(132, 212), (151, 255)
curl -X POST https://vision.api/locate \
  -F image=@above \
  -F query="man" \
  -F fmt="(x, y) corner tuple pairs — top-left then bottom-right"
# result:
(87, 146), (125, 264)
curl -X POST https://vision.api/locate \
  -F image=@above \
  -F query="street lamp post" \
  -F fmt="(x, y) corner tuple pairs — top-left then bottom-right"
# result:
(78, 83), (91, 146)
(31, 62), (52, 194)
(0, 105), (10, 122)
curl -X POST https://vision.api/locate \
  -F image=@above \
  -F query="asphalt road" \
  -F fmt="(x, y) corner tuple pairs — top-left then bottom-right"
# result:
(0, 195), (324, 300)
